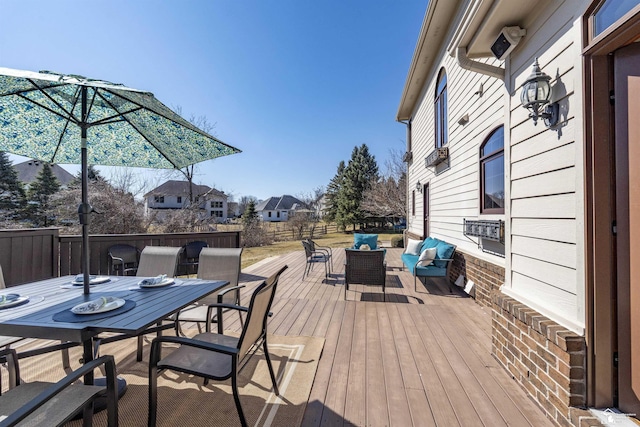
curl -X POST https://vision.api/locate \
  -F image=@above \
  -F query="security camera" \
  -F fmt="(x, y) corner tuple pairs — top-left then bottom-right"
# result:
(491, 26), (526, 60)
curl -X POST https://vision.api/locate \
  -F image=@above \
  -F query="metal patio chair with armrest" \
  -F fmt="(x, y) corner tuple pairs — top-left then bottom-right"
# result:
(148, 265), (289, 427)
(0, 348), (118, 427)
(173, 247), (244, 336)
(93, 246), (183, 363)
(305, 238), (333, 273)
(107, 244), (140, 276)
(344, 248), (386, 301)
(178, 240), (208, 276)
(302, 239), (330, 280)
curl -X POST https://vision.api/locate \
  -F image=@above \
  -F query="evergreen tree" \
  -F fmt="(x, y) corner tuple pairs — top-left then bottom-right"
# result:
(27, 163), (61, 227)
(323, 161), (345, 224)
(0, 152), (26, 222)
(242, 199), (259, 227)
(334, 144), (379, 230)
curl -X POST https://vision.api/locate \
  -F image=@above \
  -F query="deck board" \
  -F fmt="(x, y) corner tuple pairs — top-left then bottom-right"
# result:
(227, 246), (552, 426)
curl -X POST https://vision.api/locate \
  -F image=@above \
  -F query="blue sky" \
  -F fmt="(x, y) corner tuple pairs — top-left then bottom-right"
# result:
(1, 0), (427, 201)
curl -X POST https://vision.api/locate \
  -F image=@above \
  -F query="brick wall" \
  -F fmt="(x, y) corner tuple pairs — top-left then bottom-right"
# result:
(449, 250), (504, 308)
(492, 291), (587, 427)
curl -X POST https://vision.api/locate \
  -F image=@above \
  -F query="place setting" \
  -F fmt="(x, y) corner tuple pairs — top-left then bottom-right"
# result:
(129, 274), (180, 291)
(60, 274), (116, 289)
(0, 292), (30, 310)
(53, 295), (136, 323)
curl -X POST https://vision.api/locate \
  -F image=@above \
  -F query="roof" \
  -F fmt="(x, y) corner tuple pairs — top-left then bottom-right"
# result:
(255, 195), (306, 211)
(144, 180), (225, 198)
(14, 160), (75, 185)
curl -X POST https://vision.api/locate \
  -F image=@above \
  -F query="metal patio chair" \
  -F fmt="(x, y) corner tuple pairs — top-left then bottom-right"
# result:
(0, 348), (118, 427)
(173, 247), (244, 336)
(178, 240), (208, 276)
(301, 240), (330, 280)
(107, 244), (140, 276)
(148, 265), (289, 427)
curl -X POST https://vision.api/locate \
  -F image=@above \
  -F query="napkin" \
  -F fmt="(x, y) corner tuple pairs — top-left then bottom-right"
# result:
(73, 296), (119, 313)
(139, 274), (167, 286)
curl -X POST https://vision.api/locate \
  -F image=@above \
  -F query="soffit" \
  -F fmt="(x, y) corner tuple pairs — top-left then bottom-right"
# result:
(461, 0), (552, 59)
(396, 0), (462, 121)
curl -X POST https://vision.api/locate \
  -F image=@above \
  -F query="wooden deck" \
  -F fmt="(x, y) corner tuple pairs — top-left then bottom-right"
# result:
(221, 246), (553, 427)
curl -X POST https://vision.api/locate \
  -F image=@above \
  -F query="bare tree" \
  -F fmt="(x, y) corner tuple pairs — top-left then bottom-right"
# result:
(167, 106), (217, 204)
(108, 167), (156, 200)
(361, 148), (407, 220)
(53, 179), (150, 234)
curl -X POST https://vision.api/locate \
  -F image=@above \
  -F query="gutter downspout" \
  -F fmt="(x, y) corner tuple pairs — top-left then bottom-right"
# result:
(456, 47), (505, 80)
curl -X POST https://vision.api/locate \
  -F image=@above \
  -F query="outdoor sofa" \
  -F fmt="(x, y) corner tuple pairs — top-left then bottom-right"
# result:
(401, 236), (456, 291)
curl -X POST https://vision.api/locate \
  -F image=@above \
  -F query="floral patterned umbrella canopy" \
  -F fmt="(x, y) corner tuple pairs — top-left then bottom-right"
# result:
(0, 67), (241, 294)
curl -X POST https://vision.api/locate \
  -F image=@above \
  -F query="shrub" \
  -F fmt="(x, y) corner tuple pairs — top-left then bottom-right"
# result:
(391, 235), (404, 248)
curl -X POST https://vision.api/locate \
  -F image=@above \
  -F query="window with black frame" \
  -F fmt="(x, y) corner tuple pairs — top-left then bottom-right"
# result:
(480, 126), (505, 214)
(434, 68), (448, 148)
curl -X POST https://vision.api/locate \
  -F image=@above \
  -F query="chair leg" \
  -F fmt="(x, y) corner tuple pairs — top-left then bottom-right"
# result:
(232, 372), (248, 427)
(148, 367), (158, 426)
(263, 340), (280, 395)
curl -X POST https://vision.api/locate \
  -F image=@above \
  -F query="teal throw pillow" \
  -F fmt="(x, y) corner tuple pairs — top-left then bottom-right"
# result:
(421, 237), (438, 252)
(434, 241), (455, 268)
(353, 233), (378, 250)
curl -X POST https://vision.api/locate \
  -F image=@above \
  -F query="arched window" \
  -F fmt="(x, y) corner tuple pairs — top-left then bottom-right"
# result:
(480, 126), (504, 214)
(434, 69), (448, 148)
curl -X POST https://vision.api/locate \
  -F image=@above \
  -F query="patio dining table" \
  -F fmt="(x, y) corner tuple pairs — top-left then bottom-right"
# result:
(0, 275), (228, 381)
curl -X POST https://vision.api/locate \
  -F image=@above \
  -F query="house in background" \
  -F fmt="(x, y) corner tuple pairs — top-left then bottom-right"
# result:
(14, 160), (74, 187)
(398, 0), (640, 425)
(255, 195), (306, 222)
(144, 180), (229, 222)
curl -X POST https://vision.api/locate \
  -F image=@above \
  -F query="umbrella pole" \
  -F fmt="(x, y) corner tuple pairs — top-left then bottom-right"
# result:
(80, 87), (91, 295)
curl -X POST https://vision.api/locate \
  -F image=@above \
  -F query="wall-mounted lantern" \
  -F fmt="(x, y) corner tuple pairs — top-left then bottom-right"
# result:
(416, 181), (422, 193)
(520, 58), (559, 127)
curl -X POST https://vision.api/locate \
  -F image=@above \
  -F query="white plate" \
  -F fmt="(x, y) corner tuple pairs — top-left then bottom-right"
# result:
(0, 295), (29, 309)
(71, 297), (125, 315)
(138, 278), (175, 288)
(71, 276), (111, 286)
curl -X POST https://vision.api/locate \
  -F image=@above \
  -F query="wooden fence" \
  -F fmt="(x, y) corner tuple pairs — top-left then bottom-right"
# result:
(0, 229), (241, 287)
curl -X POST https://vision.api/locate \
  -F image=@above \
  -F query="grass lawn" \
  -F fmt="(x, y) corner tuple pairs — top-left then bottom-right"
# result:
(241, 231), (401, 269)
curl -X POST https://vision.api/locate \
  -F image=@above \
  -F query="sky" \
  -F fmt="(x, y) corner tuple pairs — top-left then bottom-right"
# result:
(0, 0), (427, 201)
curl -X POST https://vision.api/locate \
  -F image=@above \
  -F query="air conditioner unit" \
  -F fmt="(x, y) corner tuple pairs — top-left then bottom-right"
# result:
(425, 147), (449, 167)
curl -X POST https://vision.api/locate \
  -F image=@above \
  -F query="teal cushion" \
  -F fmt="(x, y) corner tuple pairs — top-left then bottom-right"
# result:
(353, 234), (378, 250)
(434, 241), (455, 268)
(421, 237), (438, 252)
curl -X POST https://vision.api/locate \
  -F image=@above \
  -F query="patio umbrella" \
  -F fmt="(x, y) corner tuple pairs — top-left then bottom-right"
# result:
(0, 67), (241, 294)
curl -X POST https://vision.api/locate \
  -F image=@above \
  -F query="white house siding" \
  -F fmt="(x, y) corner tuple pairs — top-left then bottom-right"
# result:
(503, 1), (585, 333)
(408, 10), (506, 266)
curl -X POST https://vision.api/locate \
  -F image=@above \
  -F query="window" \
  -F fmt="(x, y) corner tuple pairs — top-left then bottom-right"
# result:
(177, 196), (182, 204)
(268, 212), (272, 218)
(212, 201), (223, 208)
(210, 210), (223, 218)
(154, 196), (164, 203)
(480, 126), (505, 214)
(434, 69), (448, 148)
(593, 0), (639, 36)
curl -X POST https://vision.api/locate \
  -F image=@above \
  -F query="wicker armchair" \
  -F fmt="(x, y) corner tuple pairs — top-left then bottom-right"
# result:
(344, 248), (386, 300)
